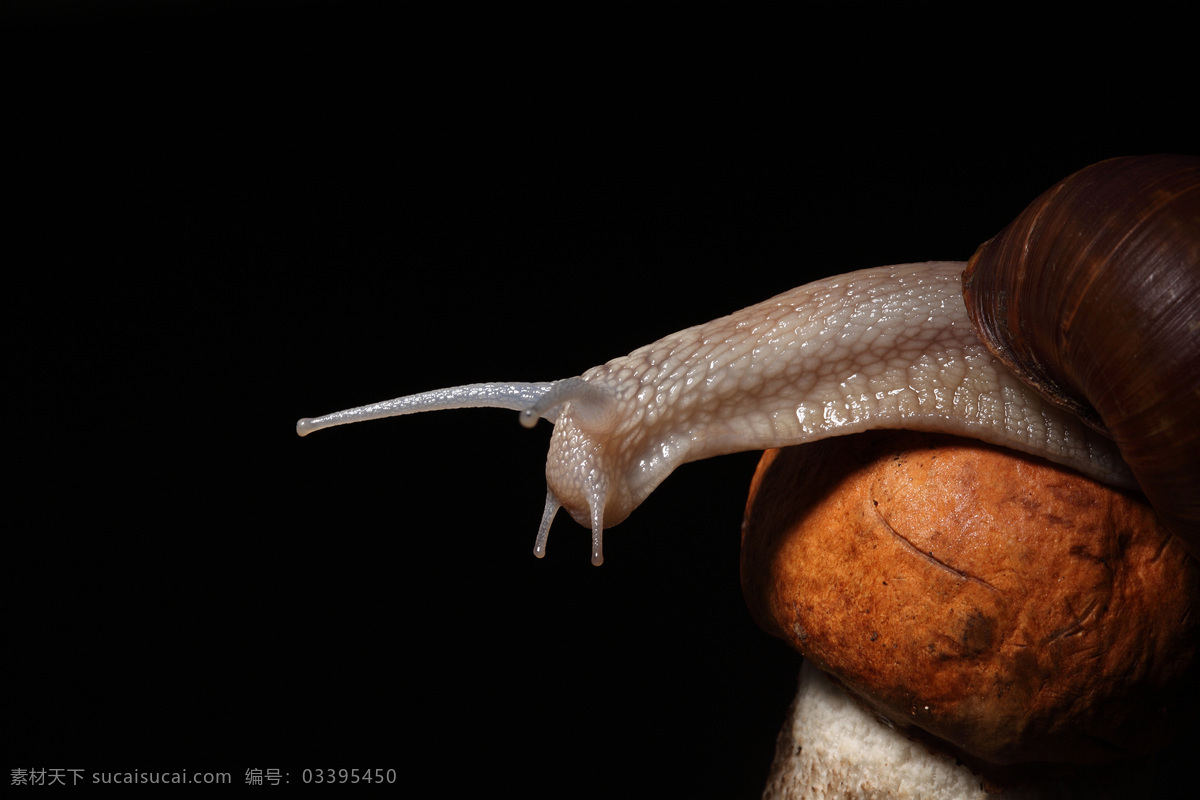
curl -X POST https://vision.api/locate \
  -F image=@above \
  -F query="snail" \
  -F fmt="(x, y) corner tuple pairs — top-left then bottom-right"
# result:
(296, 155), (1200, 564)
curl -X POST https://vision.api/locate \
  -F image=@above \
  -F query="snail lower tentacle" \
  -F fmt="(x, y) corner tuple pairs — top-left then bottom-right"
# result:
(298, 260), (1136, 563)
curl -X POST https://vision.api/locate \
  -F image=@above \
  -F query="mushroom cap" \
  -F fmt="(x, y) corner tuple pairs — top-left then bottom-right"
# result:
(741, 430), (1200, 766)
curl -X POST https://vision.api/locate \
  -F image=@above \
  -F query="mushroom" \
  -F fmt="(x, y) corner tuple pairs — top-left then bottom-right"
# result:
(743, 431), (1198, 796)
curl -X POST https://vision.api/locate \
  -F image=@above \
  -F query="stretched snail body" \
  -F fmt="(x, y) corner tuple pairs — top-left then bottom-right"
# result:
(297, 156), (1199, 563)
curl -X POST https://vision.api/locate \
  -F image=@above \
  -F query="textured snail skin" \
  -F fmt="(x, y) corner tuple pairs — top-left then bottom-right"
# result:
(964, 155), (1200, 555)
(298, 261), (1131, 564)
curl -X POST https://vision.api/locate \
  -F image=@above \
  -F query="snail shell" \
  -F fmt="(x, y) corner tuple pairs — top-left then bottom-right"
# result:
(963, 154), (1200, 555)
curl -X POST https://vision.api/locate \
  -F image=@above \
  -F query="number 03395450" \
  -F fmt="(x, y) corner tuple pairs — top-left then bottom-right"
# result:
(301, 768), (397, 784)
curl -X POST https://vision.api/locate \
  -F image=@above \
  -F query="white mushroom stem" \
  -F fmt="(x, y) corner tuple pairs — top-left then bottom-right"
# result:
(768, 662), (1161, 796)
(766, 661), (1153, 799)
(766, 661), (1001, 799)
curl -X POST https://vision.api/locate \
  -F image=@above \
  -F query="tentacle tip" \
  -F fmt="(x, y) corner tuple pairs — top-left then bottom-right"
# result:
(532, 544), (546, 559)
(591, 552), (604, 567)
(296, 418), (317, 437)
(518, 408), (539, 429)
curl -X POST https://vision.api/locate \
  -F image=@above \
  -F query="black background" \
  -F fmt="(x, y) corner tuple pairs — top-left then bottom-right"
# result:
(8, 1), (1196, 796)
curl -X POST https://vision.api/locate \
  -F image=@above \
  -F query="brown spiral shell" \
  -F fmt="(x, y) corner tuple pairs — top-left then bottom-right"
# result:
(963, 154), (1200, 557)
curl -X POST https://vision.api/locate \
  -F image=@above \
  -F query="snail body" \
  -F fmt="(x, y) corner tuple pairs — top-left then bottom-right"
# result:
(297, 156), (1198, 563)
